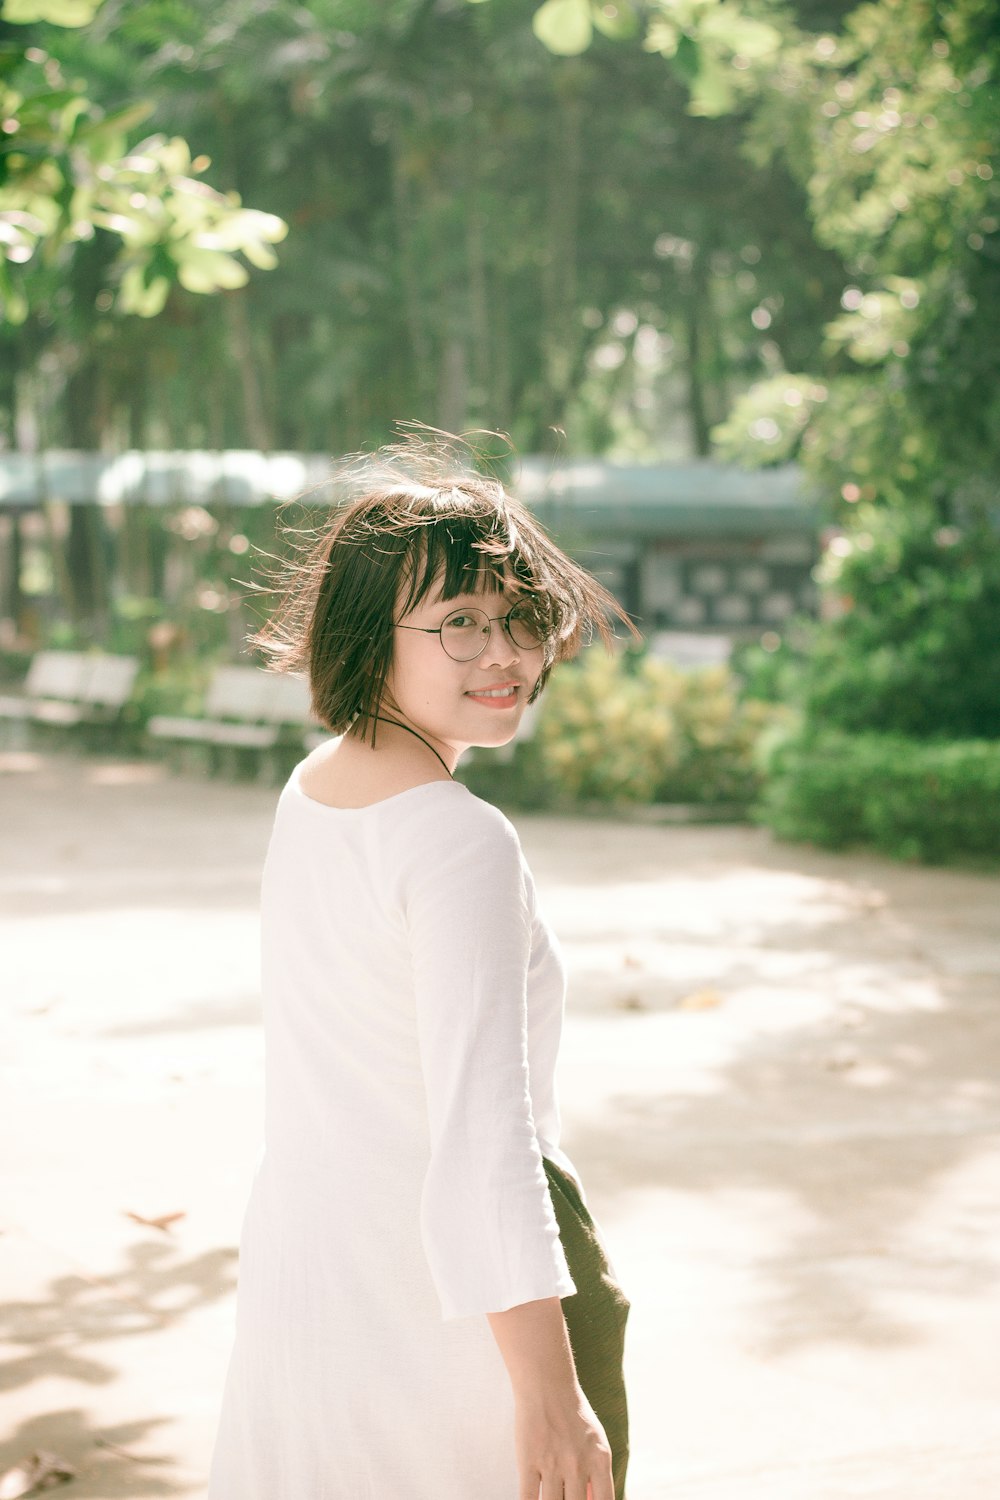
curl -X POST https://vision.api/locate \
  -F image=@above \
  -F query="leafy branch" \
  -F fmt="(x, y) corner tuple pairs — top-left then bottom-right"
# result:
(0, 0), (287, 321)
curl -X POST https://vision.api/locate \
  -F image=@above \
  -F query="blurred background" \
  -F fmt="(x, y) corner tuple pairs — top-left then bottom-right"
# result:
(1, 0), (998, 857)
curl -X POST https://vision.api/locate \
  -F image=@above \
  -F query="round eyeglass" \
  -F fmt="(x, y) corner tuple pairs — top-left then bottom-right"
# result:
(394, 599), (553, 662)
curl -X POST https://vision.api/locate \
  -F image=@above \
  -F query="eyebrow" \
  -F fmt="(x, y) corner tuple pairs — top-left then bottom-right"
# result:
(430, 590), (513, 608)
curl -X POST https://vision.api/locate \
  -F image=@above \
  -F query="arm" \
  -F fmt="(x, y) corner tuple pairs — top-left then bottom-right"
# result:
(487, 1298), (614, 1500)
(405, 801), (574, 1320)
(404, 801), (613, 1499)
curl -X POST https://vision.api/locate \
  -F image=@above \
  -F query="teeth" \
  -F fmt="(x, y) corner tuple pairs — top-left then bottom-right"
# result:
(471, 686), (516, 698)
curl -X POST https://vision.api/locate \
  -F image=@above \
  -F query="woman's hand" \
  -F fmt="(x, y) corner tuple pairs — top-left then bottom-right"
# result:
(485, 1296), (615, 1500)
(513, 1385), (614, 1500)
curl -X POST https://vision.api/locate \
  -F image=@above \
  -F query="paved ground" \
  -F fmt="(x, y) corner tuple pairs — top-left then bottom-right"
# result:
(2, 748), (999, 1500)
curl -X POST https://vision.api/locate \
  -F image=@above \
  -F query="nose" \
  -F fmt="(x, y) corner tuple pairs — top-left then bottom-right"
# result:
(480, 619), (520, 670)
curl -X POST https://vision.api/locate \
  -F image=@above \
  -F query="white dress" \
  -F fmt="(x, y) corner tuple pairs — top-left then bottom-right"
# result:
(207, 760), (583, 1500)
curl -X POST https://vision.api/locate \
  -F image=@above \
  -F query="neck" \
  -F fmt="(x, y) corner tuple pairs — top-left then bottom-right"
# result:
(366, 714), (457, 778)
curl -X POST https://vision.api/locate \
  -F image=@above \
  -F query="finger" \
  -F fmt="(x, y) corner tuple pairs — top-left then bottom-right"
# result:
(589, 1463), (615, 1500)
(518, 1469), (540, 1500)
(557, 1459), (590, 1500)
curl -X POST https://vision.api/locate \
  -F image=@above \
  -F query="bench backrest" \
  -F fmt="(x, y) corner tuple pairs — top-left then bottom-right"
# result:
(260, 672), (316, 726)
(204, 666), (274, 721)
(24, 651), (92, 700)
(83, 654), (140, 707)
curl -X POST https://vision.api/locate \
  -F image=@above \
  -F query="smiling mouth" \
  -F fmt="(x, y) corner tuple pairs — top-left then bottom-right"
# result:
(465, 685), (519, 701)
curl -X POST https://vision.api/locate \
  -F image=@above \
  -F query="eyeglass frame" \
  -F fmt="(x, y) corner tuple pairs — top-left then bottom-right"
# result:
(392, 600), (552, 661)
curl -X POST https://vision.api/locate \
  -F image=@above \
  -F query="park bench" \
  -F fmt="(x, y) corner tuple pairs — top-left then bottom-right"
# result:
(147, 665), (322, 780)
(0, 650), (140, 747)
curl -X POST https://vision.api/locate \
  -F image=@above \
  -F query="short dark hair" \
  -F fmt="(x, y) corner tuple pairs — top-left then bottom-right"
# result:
(245, 433), (639, 741)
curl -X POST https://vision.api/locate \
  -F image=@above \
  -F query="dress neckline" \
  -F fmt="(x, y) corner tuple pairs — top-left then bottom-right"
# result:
(289, 759), (469, 814)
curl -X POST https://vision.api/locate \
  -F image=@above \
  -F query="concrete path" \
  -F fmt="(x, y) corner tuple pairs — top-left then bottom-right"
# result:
(2, 750), (999, 1499)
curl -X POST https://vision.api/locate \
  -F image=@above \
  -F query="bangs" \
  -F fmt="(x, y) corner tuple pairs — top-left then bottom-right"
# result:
(396, 492), (575, 639)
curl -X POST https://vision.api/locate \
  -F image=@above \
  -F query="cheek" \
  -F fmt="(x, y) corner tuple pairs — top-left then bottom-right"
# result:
(384, 640), (455, 709)
(525, 647), (547, 687)
(382, 642), (414, 708)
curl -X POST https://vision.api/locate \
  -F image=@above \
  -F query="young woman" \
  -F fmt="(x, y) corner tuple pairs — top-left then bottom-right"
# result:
(207, 437), (636, 1500)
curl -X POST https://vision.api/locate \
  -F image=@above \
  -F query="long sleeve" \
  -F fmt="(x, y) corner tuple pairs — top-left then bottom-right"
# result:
(402, 797), (577, 1321)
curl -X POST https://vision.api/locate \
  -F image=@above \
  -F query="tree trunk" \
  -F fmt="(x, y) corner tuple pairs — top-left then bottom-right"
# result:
(682, 251), (712, 457)
(491, 274), (512, 434)
(0, 510), (26, 638)
(700, 260), (729, 427)
(437, 336), (468, 436)
(541, 69), (584, 440)
(225, 292), (272, 448)
(390, 131), (435, 414)
(64, 363), (111, 636)
(464, 133), (491, 426)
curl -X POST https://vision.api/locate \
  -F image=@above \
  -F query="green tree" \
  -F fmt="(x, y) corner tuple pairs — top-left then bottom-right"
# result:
(0, 0), (287, 325)
(524, 0), (999, 519)
(3, 0), (847, 456)
(680, 0), (998, 523)
(1, 0), (288, 630)
(524, 0), (1000, 859)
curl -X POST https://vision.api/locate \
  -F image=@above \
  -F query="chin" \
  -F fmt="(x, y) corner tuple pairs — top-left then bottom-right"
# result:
(485, 724), (519, 747)
(463, 719), (520, 750)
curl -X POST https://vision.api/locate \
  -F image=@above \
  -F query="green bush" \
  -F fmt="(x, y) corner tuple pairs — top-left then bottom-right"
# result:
(126, 656), (214, 722)
(801, 506), (1000, 740)
(0, 647), (34, 686)
(730, 620), (816, 705)
(527, 649), (682, 803)
(668, 663), (795, 804)
(511, 647), (792, 808)
(757, 730), (1000, 864)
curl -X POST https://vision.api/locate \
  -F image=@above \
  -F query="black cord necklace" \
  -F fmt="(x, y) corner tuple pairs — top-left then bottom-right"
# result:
(372, 714), (454, 780)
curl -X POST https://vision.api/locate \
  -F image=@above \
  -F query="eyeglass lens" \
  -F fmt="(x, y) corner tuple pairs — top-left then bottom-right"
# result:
(439, 602), (548, 661)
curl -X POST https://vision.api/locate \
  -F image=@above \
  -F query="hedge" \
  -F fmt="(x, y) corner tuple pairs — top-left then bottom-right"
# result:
(756, 730), (1000, 864)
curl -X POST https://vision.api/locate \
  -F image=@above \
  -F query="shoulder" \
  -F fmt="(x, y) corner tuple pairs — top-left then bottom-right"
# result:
(383, 784), (528, 907)
(389, 781), (521, 853)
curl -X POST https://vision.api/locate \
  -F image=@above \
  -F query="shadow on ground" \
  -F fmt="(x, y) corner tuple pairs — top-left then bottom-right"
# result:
(0, 1408), (186, 1497)
(0, 1239), (238, 1395)
(571, 973), (1000, 1355)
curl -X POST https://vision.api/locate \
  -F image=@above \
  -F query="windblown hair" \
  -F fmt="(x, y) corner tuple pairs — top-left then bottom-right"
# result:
(243, 428), (639, 743)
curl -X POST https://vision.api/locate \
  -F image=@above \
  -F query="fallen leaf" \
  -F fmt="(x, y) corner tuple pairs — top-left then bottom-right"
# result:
(0, 1450), (77, 1499)
(678, 988), (723, 1011)
(123, 1210), (186, 1233)
(616, 993), (647, 1011)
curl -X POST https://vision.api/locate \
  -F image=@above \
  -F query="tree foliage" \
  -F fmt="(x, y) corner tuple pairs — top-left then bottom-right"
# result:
(523, 0), (999, 519)
(6, 0), (996, 520)
(0, 0), (287, 324)
(1, 0), (848, 456)
(803, 503), (1000, 738)
(669, 0), (998, 520)
(520, 0), (1000, 857)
